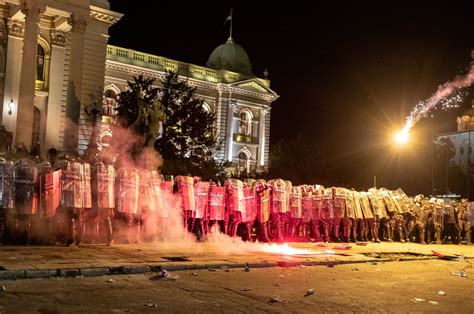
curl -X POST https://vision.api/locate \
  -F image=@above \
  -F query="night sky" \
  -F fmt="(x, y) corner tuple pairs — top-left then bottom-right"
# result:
(108, 1), (474, 194)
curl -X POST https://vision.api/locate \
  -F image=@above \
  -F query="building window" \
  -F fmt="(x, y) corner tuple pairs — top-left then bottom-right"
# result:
(103, 89), (118, 116)
(239, 111), (252, 136)
(36, 44), (45, 81)
(237, 151), (249, 174)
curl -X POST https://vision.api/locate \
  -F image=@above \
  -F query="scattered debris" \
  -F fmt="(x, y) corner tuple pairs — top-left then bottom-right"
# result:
(207, 268), (217, 272)
(158, 269), (168, 278)
(268, 295), (287, 304)
(371, 262), (378, 265)
(412, 298), (426, 303)
(192, 272), (198, 276)
(438, 291), (446, 296)
(274, 283), (283, 287)
(316, 243), (329, 247)
(106, 279), (115, 284)
(351, 268), (359, 271)
(429, 301), (439, 305)
(244, 264), (250, 272)
(279, 274), (285, 277)
(326, 264), (336, 268)
(450, 270), (467, 278)
(304, 289), (315, 297)
(240, 288), (252, 291)
(144, 303), (158, 307)
(220, 266), (229, 270)
(0, 286), (5, 293)
(299, 265), (306, 268)
(333, 244), (352, 250)
(164, 273), (180, 281)
(368, 252), (381, 258)
(356, 242), (368, 246)
(150, 269), (180, 281)
(432, 250), (459, 261)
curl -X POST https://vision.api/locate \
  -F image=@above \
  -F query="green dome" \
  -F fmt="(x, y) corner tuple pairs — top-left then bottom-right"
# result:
(206, 37), (253, 75)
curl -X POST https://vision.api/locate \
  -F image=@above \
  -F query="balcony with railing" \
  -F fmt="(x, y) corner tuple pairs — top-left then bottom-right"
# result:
(106, 45), (261, 85)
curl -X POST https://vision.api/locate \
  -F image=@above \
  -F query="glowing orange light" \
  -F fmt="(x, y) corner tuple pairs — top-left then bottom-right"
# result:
(259, 243), (328, 255)
(394, 129), (409, 144)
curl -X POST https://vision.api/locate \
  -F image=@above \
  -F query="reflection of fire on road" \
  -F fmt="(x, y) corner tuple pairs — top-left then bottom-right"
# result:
(258, 243), (335, 256)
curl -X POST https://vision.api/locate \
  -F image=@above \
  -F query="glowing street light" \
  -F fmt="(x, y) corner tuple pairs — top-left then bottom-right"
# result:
(394, 128), (409, 144)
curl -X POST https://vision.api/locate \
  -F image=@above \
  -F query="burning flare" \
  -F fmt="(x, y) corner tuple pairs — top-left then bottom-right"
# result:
(394, 127), (410, 144)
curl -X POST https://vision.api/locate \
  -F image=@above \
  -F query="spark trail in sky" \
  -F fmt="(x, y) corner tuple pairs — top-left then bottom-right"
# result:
(401, 52), (474, 135)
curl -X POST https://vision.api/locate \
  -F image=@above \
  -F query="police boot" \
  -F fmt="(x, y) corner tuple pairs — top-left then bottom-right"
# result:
(398, 225), (405, 243)
(435, 226), (442, 244)
(301, 223), (308, 241)
(312, 222), (321, 242)
(106, 217), (113, 245)
(332, 223), (341, 242)
(245, 223), (253, 242)
(371, 227), (380, 243)
(67, 215), (75, 246)
(419, 228), (426, 245)
(260, 223), (271, 242)
(342, 224), (351, 243)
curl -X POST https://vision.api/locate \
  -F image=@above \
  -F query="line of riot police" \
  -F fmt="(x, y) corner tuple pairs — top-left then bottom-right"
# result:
(1, 155), (471, 245)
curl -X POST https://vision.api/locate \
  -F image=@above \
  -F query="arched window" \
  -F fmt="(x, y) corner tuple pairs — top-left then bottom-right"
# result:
(237, 151), (249, 175)
(202, 102), (211, 113)
(239, 110), (252, 136)
(103, 89), (118, 116)
(36, 44), (45, 81)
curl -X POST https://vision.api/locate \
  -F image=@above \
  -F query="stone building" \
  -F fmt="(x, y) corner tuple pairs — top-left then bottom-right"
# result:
(437, 101), (474, 175)
(0, 0), (278, 173)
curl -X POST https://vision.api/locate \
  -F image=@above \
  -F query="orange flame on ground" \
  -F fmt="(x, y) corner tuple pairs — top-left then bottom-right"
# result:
(258, 243), (335, 256)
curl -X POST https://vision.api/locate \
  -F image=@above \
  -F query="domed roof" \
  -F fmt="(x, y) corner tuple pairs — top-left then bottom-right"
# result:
(206, 37), (253, 75)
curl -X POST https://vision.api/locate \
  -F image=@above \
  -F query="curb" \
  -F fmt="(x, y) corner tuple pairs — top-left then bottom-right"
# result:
(0, 255), (458, 281)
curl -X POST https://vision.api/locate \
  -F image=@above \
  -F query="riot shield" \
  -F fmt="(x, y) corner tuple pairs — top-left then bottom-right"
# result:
(194, 181), (210, 219)
(116, 168), (139, 214)
(176, 176), (196, 212)
(290, 186), (303, 219)
(0, 158), (14, 209)
(242, 185), (257, 223)
(39, 169), (61, 218)
(97, 164), (115, 209)
(359, 192), (374, 219)
(208, 184), (225, 221)
(14, 159), (38, 215)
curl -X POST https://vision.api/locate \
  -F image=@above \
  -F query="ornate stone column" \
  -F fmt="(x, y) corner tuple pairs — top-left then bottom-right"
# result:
(64, 14), (88, 153)
(258, 107), (269, 168)
(44, 30), (67, 150)
(226, 97), (237, 162)
(15, 0), (44, 149)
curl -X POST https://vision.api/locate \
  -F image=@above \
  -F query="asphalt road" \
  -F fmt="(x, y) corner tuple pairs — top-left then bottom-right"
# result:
(1, 259), (473, 313)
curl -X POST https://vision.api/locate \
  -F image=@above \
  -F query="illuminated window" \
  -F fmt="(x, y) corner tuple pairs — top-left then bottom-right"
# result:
(239, 111), (252, 136)
(103, 89), (118, 116)
(237, 152), (249, 174)
(36, 44), (45, 81)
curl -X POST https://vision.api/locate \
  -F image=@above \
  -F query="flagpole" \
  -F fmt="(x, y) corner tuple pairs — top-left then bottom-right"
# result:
(230, 8), (233, 39)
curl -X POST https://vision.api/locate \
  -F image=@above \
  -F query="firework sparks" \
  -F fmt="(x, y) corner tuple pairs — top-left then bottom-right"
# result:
(401, 52), (474, 134)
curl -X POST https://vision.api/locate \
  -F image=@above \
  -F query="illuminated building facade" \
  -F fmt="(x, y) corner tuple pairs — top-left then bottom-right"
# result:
(0, 0), (278, 173)
(437, 102), (474, 175)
